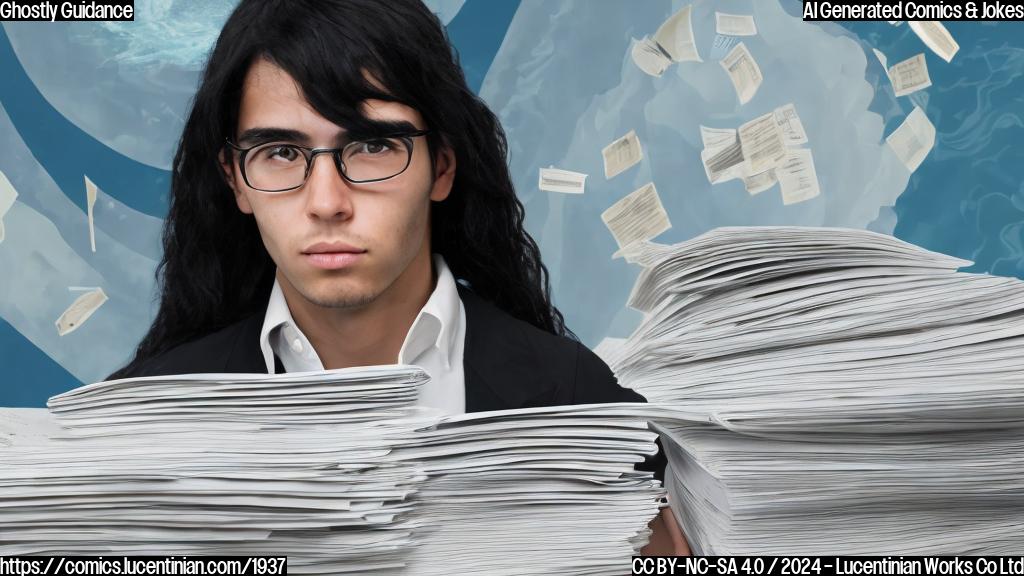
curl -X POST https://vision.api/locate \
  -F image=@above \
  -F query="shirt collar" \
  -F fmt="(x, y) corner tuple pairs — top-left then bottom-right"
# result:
(258, 279), (292, 373)
(398, 254), (461, 369)
(258, 254), (462, 372)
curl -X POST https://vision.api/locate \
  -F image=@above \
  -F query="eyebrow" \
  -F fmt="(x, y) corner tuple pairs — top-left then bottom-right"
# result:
(235, 119), (422, 147)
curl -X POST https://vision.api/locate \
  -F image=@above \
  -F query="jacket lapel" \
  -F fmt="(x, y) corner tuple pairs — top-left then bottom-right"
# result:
(458, 285), (554, 413)
(225, 313), (271, 373)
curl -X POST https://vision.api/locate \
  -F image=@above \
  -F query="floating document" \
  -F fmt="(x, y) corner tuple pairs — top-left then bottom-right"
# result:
(888, 53), (932, 97)
(715, 12), (757, 36)
(741, 167), (777, 195)
(602, 130), (644, 179)
(720, 42), (762, 105)
(602, 182), (671, 252)
(773, 103), (809, 146)
(699, 126), (737, 150)
(538, 166), (587, 194)
(739, 112), (787, 174)
(55, 287), (108, 337)
(632, 5), (700, 77)
(653, 5), (701, 63)
(631, 36), (672, 77)
(909, 21), (959, 63)
(700, 137), (745, 184)
(0, 169), (18, 245)
(776, 148), (821, 205)
(886, 106), (936, 173)
(84, 175), (99, 253)
(873, 49), (932, 97)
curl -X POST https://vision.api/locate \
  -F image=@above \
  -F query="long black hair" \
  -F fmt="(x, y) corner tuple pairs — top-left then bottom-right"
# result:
(109, 0), (570, 379)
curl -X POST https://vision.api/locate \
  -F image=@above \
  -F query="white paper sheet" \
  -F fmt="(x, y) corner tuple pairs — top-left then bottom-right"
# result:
(909, 21), (959, 63)
(601, 182), (671, 250)
(55, 287), (108, 337)
(631, 36), (672, 77)
(715, 12), (757, 36)
(742, 167), (778, 195)
(654, 5), (701, 62)
(602, 130), (644, 179)
(776, 148), (821, 205)
(538, 166), (587, 194)
(699, 126), (737, 150)
(0, 169), (18, 245)
(739, 112), (786, 174)
(773, 103), (809, 146)
(85, 175), (99, 253)
(886, 106), (936, 173)
(874, 49), (932, 97)
(719, 42), (762, 105)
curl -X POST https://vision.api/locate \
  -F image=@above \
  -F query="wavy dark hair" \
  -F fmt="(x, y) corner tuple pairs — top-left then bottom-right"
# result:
(109, 0), (570, 379)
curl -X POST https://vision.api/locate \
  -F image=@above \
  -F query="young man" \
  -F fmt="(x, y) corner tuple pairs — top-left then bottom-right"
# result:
(109, 0), (688, 556)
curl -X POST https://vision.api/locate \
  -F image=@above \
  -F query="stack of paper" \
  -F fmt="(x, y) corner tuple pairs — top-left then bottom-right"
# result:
(1, 367), (434, 574)
(607, 226), (1024, 554)
(2, 370), (665, 573)
(396, 404), (665, 576)
(47, 367), (427, 428)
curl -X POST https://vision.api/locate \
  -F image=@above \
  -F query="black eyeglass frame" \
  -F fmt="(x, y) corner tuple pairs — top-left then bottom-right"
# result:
(224, 129), (432, 192)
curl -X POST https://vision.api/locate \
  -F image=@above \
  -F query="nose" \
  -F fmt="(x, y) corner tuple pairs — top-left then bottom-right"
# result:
(303, 150), (354, 222)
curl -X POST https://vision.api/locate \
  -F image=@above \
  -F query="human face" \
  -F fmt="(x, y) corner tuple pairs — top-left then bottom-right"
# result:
(222, 58), (455, 310)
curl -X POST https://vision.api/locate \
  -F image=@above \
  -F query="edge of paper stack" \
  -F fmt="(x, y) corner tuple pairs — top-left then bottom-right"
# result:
(603, 226), (1024, 555)
(2, 366), (665, 575)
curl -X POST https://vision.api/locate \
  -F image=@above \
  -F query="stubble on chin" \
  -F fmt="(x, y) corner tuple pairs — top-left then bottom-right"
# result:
(294, 278), (382, 310)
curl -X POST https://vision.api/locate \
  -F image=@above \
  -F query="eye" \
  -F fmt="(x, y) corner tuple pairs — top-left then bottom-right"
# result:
(355, 139), (394, 155)
(259, 144), (302, 162)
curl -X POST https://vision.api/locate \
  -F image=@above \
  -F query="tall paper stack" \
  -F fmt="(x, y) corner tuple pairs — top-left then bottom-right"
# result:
(399, 404), (665, 576)
(3, 367), (434, 574)
(1, 370), (664, 574)
(606, 227), (1024, 555)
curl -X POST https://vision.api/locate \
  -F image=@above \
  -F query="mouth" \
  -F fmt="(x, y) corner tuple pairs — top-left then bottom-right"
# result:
(302, 242), (367, 270)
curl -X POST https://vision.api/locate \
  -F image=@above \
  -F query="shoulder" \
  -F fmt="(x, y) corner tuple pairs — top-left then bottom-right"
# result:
(569, 337), (647, 405)
(112, 314), (264, 379)
(457, 285), (647, 407)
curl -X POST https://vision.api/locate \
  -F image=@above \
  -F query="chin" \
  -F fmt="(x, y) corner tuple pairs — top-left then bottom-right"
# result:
(301, 281), (381, 310)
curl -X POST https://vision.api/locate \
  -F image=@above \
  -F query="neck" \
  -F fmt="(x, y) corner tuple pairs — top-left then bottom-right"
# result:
(280, 248), (436, 369)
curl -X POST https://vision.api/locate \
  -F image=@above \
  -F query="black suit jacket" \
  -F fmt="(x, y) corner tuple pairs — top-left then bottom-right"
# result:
(118, 285), (666, 477)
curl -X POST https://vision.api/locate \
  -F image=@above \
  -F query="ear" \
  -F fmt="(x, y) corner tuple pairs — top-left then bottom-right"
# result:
(429, 145), (456, 202)
(219, 148), (254, 215)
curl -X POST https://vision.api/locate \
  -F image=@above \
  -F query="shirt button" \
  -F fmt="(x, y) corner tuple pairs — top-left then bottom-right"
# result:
(290, 338), (303, 353)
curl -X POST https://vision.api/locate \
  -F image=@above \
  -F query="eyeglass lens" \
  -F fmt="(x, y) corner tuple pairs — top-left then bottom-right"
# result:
(243, 137), (413, 191)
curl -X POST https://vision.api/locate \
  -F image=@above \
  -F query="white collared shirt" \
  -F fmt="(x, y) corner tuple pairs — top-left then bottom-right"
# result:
(259, 254), (466, 415)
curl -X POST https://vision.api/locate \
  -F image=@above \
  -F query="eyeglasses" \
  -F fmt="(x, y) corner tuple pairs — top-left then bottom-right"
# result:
(225, 129), (431, 193)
